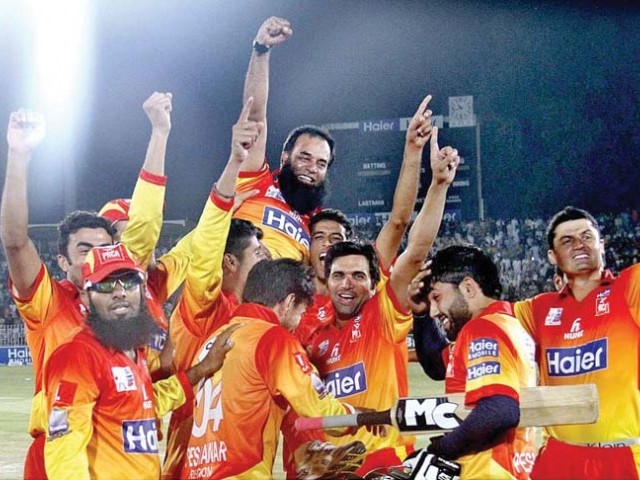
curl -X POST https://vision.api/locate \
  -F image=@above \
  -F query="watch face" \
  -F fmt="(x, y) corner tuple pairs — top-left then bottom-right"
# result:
(448, 96), (475, 127)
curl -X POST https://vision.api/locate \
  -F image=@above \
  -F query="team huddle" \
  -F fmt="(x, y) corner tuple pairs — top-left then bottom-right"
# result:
(2, 16), (639, 480)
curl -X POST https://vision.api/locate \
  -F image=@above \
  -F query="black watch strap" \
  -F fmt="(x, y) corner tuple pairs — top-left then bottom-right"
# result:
(252, 40), (270, 54)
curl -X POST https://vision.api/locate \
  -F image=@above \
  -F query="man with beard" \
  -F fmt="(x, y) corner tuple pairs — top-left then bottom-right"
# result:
(411, 245), (537, 480)
(233, 16), (333, 261)
(513, 207), (640, 479)
(43, 243), (239, 479)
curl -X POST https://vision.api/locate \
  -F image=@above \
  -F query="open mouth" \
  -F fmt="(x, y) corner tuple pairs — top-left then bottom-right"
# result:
(297, 174), (314, 184)
(319, 252), (327, 262)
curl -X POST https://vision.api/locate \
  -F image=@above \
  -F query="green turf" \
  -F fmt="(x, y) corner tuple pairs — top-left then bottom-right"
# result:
(0, 363), (444, 479)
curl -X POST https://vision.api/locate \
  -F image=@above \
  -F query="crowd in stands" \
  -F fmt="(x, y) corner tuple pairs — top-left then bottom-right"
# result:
(0, 210), (637, 344)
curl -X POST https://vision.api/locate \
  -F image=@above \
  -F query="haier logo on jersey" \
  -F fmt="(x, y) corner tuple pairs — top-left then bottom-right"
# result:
(564, 318), (584, 340)
(468, 338), (499, 360)
(324, 363), (367, 398)
(595, 289), (611, 316)
(112, 366), (136, 392)
(546, 338), (608, 377)
(122, 419), (158, 454)
(467, 361), (501, 381)
(261, 207), (310, 248)
(544, 308), (563, 326)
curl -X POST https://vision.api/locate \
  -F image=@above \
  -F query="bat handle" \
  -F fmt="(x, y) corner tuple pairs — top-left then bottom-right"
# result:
(294, 409), (394, 431)
(356, 410), (393, 427)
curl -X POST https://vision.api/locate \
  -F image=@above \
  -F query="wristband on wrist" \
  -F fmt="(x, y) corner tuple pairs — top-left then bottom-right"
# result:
(212, 182), (235, 200)
(252, 39), (271, 54)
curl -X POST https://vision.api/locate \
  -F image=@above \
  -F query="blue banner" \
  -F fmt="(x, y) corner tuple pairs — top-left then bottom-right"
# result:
(0, 346), (32, 365)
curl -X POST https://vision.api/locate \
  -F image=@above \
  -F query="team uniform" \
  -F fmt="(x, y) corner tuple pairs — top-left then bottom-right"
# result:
(444, 301), (537, 479)
(514, 264), (640, 479)
(179, 303), (353, 479)
(301, 280), (414, 475)
(234, 163), (314, 261)
(162, 190), (237, 479)
(43, 326), (193, 479)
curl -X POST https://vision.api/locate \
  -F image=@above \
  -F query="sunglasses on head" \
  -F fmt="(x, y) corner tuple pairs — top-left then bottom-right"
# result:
(90, 273), (143, 294)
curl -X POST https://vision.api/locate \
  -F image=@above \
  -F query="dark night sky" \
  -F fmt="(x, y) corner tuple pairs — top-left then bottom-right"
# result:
(1, 0), (638, 224)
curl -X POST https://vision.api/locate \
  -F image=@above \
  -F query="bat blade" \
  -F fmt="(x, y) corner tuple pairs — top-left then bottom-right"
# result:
(295, 384), (599, 434)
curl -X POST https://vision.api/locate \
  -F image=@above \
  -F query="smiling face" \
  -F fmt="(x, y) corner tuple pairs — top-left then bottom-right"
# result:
(428, 281), (473, 342)
(327, 254), (375, 321)
(282, 134), (331, 187)
(310, 220), (348, 280)
(548, 219), (604, 276)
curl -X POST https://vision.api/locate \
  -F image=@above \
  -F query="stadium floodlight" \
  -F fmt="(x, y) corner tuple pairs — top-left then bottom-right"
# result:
(25, 0), (95, 212)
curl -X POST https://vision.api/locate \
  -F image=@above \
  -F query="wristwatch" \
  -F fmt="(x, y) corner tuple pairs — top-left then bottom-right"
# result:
(252, 40), (270, 54)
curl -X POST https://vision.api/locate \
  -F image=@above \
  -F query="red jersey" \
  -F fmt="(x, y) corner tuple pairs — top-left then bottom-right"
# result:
(445, 301), (537, 479)
(514, 265), (640, 444)
(43, 327), (192, 479)
(234, 163), (313, 261)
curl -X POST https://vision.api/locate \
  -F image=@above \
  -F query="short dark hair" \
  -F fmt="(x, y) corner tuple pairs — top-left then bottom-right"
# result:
(225, 219), (264, 259)
(546, 206), (600, 250)
(243, 258), (315, 308)
(310, 208), (354, 239)
(58, 211), (116, 259)
(324, 241), (380, 286)
(430, 245), (502, 299)
(282, 125), (336, 166)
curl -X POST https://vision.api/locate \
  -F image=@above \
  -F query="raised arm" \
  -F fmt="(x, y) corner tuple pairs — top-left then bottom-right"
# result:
(120, 92), (172, 269)
(390, 127), (459, 306)
(375, 95), (432, 270)
(1, 110), (47, 297)
(240, 16), (292, 172)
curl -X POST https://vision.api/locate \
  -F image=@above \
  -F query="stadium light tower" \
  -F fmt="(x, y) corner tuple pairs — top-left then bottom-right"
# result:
(25, 0), (95, 213)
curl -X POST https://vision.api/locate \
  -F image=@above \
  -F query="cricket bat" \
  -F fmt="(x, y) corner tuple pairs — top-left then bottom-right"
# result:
(295, 384), (598, 433)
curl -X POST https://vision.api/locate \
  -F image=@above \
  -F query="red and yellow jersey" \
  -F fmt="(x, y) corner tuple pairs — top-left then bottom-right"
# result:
(445, 301), (537, 480)
(43, 327), (192, 480)
(234, 163), (312, 261)
(306, 281), (413, 457)
(180, 303), (351, 479)
(163, 191), (237, 479)
(514, 264), (640, 444)
(10, 265), (86, 436)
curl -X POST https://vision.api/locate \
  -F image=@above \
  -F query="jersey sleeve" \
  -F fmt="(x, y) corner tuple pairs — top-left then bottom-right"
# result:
(513, 299), (536, 339)
(11, 263), (57, 331)
(152, 370), (193, 418)
(377, 280), (413, 342)
(235, 163), (270, 194)
(44, 343), (99, 480)
(255, 328), (351, 430)
(459, 319), (521, 406)
(120, 169), (167, 270)
(150, 229), (195, 302)
(624, 263), (640, 326)
(173, 191), (233, 338)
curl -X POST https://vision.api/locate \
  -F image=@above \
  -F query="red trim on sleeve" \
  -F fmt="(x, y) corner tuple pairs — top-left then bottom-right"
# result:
(237, 162), (269, 179)
(175, 370), (195, 403)
(465, 384), (519, 406)
(383, 280), (411, 315)
(10, 263), (46, 302)
(139, 168), (168, 186)
(210, 190), (234, 211)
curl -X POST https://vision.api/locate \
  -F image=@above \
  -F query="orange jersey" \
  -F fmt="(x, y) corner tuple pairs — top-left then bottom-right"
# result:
(180, 303), (351, 479)
(306, 281), (413, 459)
(514, 264), (640, 444)
(234, 164), (313, 261)
(163, 191), (237, 479)
(10, 265), (87, 436)
(445, 301), (537, 480)
(43, 327), (192, 480)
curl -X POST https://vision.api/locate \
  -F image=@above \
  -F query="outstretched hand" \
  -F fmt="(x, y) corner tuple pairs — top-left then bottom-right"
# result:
(430, 127), (460, 186)
(143, 92), (172, 134)
(231, 97), (264, 162)
(7, 109), (46, 155)
(406, 94), (433, 149)
(255, 16), (292, 48)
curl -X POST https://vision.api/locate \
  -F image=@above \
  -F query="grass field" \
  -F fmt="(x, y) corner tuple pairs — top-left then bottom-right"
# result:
(0, 364), (444, 479)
